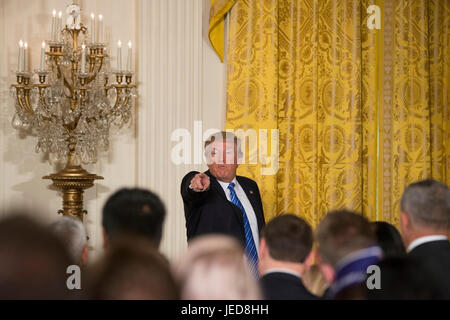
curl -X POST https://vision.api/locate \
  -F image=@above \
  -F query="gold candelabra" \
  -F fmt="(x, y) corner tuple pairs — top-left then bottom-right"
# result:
(10, 4), (136, 220)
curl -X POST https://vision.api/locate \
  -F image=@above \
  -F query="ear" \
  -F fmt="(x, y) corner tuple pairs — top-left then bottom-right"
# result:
(259, 238), (267, 259)
(102, 227), (109, 250)
(80, 244), (89, 266)
(400, 211), (410, 233)
(257, 238), (267, 276)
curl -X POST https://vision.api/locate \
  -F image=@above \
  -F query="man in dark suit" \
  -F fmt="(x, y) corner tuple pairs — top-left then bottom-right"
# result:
(399, 179), (450, 299)
(181, 131), (265, 271)
(259, 214), (318, 300)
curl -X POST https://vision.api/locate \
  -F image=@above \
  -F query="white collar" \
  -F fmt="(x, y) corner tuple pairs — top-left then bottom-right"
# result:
(217, 178), (237, 191)
(263, 268), (301, 279)
(407, 235), (448, 252)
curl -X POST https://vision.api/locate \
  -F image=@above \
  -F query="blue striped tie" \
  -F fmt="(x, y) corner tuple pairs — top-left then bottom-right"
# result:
(227, 182), (258, 276)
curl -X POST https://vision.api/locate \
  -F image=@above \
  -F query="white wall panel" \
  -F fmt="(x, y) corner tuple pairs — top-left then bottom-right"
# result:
(0, 0), (227, 262)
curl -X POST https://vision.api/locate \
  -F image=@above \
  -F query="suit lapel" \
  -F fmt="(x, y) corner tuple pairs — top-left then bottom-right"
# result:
(237, 176), (264, 232)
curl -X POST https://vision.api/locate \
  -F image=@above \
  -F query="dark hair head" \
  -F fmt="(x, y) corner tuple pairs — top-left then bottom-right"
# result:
(400, 179), (450, 230)
(262, 214), (313, 263)
(372, 221), (405, 257)
(102, 188), (166, 247)
(0, 214), (76, 299)
(367, 256), (442, 299)
(316, 209), (375, 267)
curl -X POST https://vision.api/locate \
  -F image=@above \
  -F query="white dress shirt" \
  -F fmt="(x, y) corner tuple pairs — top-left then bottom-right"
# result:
(217, 178), (260, 253)
(407, 235), (448, 252)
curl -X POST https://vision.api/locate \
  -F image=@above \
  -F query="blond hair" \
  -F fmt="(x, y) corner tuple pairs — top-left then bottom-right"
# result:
(174, 235), (262, 300)
(302, 264), (329, 296)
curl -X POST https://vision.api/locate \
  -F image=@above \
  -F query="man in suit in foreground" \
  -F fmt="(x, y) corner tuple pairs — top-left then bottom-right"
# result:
(181, 131), (265, 272)
(400, 179), (450, 299)
(259, 214), (318, 300)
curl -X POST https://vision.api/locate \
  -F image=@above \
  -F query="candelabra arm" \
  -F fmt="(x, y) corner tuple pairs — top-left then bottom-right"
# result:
(12, 86), (34, 115)
(97, 57), (104, 74)
(86, 72), (97, 85)
(89, 55), (95, 74)
(86, 57), (105, 85)
(23, 88), (35, 114)
(13, 86), (27, 114)
(113, 86), (124, 109)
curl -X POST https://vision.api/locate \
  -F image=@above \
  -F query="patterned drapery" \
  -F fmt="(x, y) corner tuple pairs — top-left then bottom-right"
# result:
(209, 0), (450, 228)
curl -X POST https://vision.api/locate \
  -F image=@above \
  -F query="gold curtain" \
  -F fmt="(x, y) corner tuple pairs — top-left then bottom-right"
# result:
(209, 0), (450, 228)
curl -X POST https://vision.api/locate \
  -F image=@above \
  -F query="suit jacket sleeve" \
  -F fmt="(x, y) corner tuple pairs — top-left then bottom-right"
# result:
(180, 171), (212, 220)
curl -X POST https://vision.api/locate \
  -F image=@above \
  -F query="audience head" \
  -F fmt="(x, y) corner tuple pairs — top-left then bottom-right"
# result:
(0, 214), (76, 299)
(87, 236), (179, 299)
(259, 214), (313, 275)
(204, 131), (243, 182)
(316, 209), (376, 268)
(372, 221), (405, 257)
(50, 215), (89, 266)
(174, 235), (261, 300)
(400, 179), (450, 246)
(367, 256), (441, 299)
(102, 187), (166, 249)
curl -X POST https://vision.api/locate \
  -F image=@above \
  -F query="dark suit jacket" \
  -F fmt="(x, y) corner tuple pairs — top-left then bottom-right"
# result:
(181, 170), (265, 247)
(260, 272), (319, 300)
(408, 239), (450, 299)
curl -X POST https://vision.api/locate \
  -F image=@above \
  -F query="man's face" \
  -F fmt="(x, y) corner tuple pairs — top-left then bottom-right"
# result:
(206, 141), (239, 183)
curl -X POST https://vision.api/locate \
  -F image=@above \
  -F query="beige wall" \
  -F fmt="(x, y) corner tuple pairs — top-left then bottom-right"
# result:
(0, 0), (227, 261)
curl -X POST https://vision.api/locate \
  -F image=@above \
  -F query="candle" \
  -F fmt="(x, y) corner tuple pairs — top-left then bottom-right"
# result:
(40, 42), (46, 71)
(127, 41), (132, 72)
(18, 40), (23, 72)
(117, 40), (122, 71)
(90, 13), (95, 43)
(24, 42), (28, 72)
(98, 14), (103, 43)
(52, 9), (57, 41)
(57, 11), (62, 42)
(81, 44), (86, 73)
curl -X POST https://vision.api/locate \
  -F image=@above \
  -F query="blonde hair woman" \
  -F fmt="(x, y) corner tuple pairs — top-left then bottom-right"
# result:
(174, 235), (262, 300)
